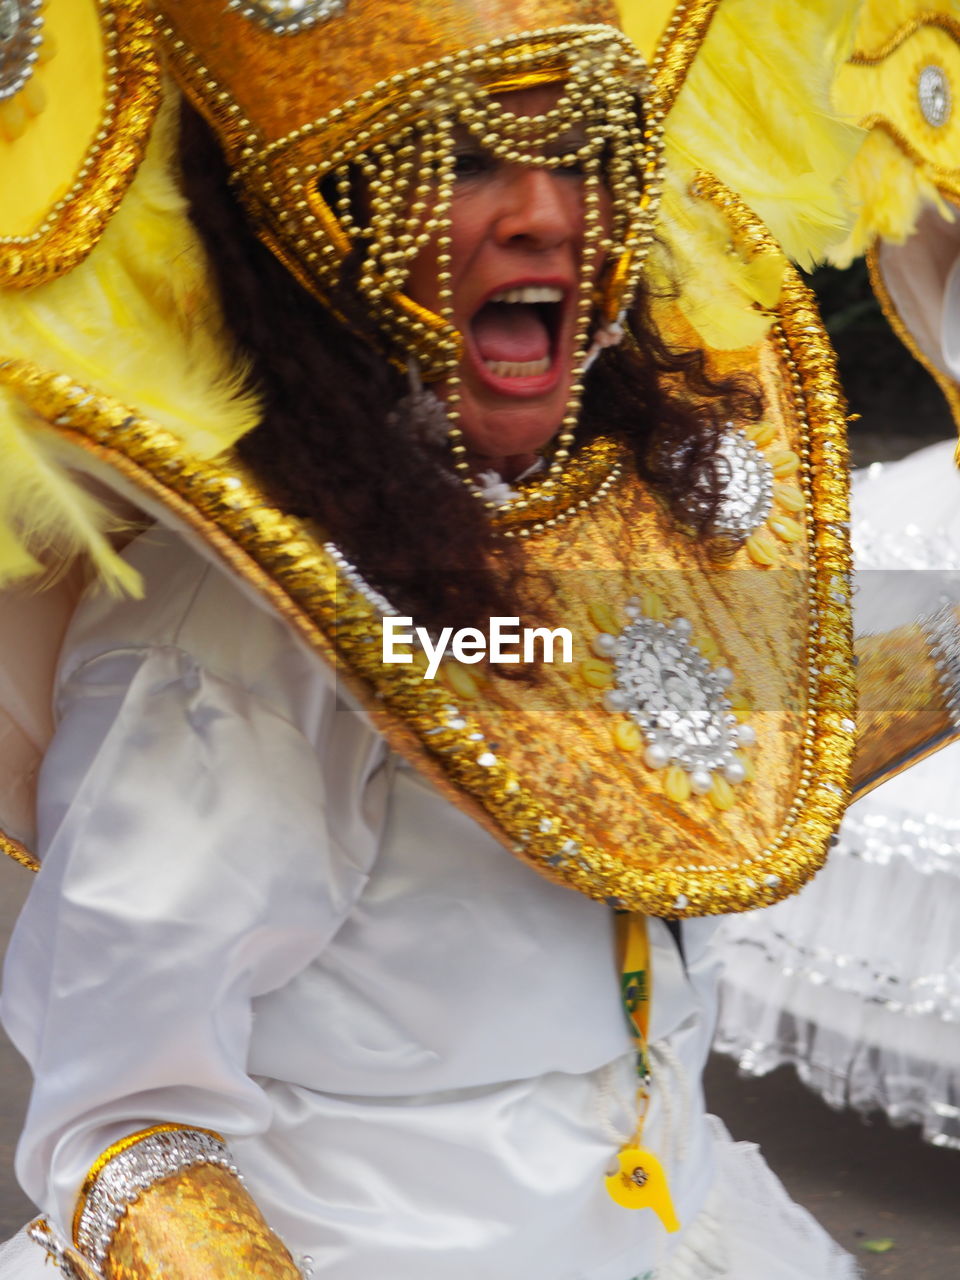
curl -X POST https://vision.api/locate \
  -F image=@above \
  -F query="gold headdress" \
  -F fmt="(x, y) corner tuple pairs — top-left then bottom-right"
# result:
(148, 0), (668, 497)
(153, 0), (663, 382)
(829, 0), (960, 454)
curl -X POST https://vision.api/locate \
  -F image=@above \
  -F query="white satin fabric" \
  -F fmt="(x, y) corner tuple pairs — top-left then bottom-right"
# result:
(0, 526), (853, 1279)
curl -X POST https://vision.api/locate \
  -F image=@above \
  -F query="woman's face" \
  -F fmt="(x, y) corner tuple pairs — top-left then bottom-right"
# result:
(405, 85), (610, 479)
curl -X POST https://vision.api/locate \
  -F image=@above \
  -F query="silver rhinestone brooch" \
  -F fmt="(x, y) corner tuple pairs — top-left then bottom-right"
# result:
(226, 0), (346, 34)
(0, 0), (42, 104)
(707, 426), (774, 549)
(918, 64), (952, 129)
(596, 605), (754, 796)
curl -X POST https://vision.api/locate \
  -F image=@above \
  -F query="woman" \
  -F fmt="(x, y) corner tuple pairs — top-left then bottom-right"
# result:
(0, 1), (956, 1277)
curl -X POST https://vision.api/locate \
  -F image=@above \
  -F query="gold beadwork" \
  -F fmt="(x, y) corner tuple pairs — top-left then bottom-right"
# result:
(745, 420), (776, 447)
(588, 600), (620, 634)
(849, 13), (960, 65)
(645, 1), (722, 118)
(441, 663), (482, 699)
(580, 657), (614, 688)
(769, 513), (803, 544)
(769, 448), (800, 478)
(155, 12), (662, 382)
(584, 590), (756, 811)
(613, 721), (642, 752)
(0, 829), (39, 872)
(775, 482), (805, 514)
(745, 528), (779, 566)
(664, 766), (692, 804)
(150, 5), (667, 502)
(708, 775), (735, 811)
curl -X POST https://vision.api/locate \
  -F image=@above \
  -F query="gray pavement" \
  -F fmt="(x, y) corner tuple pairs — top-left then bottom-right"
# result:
(1, 851), (958, 1272)
(704, 1056), (960, 1280)
(0, 856), (34, 1238)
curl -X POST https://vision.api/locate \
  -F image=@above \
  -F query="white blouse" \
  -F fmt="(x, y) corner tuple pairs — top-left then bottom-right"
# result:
(1, 524), (724, 1280)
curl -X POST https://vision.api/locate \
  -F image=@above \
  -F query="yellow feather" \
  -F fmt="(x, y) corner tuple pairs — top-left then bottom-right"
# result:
(0, 86), (261, 591)
(828, 131), (951, 267)
(652, 0), (866, 347)
(0, 88), (260, 457)
(829, 0), (960, 262)
(0, 392), (141, 594)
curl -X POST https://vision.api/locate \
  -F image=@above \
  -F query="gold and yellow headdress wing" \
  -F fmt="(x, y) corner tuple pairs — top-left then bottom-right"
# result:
(0, 0), (161, 287)
(829, 1), (960, 451)
(618, 0), (865, 349)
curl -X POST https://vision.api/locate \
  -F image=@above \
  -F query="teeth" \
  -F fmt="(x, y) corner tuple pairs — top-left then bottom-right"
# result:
(484, 357), (551, 378)
(488, 285), (564, 304)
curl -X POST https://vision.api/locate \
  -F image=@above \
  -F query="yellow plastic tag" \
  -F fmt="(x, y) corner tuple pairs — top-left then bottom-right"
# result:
(604, 1146), (680, 1232)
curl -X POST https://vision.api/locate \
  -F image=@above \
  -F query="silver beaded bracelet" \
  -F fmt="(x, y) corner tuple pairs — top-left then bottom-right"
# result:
(27, 1218), (103, 1280)
(74, 1128), (237, 1270)
(921, 603), (960, 731)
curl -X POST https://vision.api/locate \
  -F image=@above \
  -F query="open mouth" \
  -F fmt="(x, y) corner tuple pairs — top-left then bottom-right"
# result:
(468, 285), (567, 382)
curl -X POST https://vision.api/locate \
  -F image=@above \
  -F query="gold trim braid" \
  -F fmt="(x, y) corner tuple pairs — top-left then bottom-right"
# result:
(646, 0), (722, 115)
(72, 1126), (300, 1280)
(73, 1124), (225, 1247)
(0, 830), (39, 872)
(849, 10), (960, 64)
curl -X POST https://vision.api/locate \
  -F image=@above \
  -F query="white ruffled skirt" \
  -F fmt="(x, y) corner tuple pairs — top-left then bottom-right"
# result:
(657, 1117), (859, 1280)
(715, 440), (960, 1152)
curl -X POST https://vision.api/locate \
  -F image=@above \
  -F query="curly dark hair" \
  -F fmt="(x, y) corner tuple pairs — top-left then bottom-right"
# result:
(178, 103), (761, 634)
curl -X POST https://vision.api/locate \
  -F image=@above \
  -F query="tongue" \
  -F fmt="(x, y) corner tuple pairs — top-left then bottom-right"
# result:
(471, 302), (550, 363)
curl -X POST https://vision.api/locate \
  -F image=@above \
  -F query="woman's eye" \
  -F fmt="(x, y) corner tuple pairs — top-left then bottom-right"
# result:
(452, 149), (493, 179)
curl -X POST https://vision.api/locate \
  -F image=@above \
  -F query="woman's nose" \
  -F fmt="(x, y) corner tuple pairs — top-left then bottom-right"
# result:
(492, 167), (579, 249)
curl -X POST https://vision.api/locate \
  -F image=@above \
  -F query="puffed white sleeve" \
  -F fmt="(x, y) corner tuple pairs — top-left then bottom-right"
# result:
(0, 641), (374, 1237)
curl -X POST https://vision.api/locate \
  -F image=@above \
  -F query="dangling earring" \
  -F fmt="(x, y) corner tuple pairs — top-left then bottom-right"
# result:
(583, 313), (626, 373)
(387, 359), (450, 447)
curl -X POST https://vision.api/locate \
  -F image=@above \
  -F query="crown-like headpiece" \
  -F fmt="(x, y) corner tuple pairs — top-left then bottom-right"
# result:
(152, 0), (663, 379)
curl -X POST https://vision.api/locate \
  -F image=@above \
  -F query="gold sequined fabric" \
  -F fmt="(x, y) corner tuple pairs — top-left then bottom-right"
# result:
(104, 1164), (301, 1280)
(853, 617), (960, 799)
(153, 0), (616, 153)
